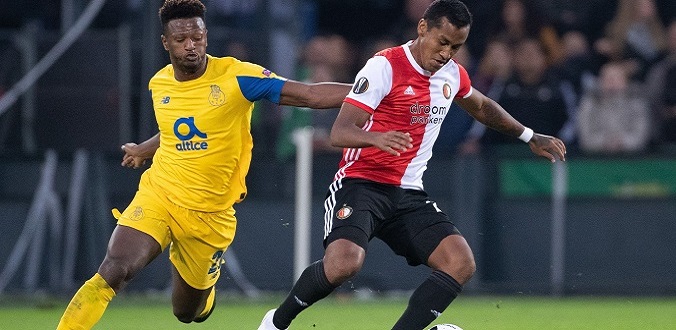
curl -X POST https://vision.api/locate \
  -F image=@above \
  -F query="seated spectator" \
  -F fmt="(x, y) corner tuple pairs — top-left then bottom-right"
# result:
(577, 61), (651, 153)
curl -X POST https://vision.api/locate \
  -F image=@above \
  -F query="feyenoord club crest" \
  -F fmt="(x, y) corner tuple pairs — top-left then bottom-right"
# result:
(336, 205), (353, 219)
(443, 82), (452, 99)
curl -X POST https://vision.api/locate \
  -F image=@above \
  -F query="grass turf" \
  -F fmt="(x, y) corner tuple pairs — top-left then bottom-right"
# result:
(2, 294), (676, 329)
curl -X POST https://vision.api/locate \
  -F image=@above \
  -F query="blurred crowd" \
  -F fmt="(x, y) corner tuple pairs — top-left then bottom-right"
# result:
(280, 0), (676, 159)
(0, 0), (674, 158)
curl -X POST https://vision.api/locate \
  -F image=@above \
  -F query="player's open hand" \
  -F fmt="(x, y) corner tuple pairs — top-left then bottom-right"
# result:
(373, 131), (413, 156)
(121, 143), (148, 169)
(528, 133), (566, 162)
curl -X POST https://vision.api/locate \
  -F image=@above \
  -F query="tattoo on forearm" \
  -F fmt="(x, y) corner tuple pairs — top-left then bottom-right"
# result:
(482, 102), (515, 136)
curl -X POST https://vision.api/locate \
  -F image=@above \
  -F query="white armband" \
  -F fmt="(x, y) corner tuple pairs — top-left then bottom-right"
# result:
(518, 127), (534, 143)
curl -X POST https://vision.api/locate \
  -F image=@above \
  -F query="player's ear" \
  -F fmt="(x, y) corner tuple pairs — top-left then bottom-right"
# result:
(418, 19), (427, 36)
(161, 34), (169, 51)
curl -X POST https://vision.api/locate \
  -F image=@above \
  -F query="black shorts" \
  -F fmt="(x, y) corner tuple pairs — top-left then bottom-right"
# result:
(323, 178), (461, 266)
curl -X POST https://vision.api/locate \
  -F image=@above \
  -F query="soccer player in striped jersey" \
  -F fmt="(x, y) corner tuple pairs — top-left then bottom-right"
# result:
(258, 1), (566, 330)
(56, 1), (351, 329)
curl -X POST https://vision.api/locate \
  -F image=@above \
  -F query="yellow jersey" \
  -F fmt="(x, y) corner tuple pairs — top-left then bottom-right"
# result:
(145, 55), (286, 212)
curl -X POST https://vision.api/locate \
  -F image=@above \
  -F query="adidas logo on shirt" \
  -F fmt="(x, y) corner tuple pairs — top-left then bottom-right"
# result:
(404, 86), (415, 95)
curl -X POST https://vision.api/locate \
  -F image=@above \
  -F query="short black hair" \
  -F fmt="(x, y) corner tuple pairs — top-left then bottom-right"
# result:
(423, 0), (473, 30)
(159, 0), (206, 30)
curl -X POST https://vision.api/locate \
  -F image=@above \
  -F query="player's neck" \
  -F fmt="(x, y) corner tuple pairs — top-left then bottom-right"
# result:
(408, 40), (424, 70)
(174, 57), (208, 82)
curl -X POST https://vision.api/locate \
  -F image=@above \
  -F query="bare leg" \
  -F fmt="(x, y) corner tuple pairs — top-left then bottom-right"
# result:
(170, 266), (213, 323)
(427, 235), (475, 285)
(98, 225), (163, 292)
(323, 238), (366, 284)
(57, 225), (162, 329)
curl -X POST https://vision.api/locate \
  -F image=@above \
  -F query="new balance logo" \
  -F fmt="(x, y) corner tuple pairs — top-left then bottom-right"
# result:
(431, 309), (442, 318)
(404, 86), (415, 95)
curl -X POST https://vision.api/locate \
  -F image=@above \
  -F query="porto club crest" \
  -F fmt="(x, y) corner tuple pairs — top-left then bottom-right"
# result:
(208, 84), (225, 106)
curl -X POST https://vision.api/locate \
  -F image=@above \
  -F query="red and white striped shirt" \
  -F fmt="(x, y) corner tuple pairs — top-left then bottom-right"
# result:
(335, 42), (473, 190)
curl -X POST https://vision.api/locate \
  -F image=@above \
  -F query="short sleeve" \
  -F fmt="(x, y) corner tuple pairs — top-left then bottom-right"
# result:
(234, 62), (288, 103)
(344, 56), (393, 114)
(455, 63), (473, 99)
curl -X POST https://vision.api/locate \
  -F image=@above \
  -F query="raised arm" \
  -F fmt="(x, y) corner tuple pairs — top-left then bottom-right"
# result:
(455, 89), (566, 162)
(278, 80), (352, 109)
(330, 103), (413, 156)
(121, 133), (160, 169)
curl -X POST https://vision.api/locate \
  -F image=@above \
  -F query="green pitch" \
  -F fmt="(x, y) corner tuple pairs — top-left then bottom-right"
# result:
(2, 295), (676, 329)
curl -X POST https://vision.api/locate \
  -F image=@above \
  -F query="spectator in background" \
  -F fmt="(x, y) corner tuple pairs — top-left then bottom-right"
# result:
(277, 34), (355, 160)
(306, 35), (356, 153)
(458, 39), (514, 154)
(390, 0), (436, 43)
(538, 0), (617, 43)
(645, 20), (676, 144)
(358, 36), (399, 69)
(472, 39), (513, 95)
(594, 0), (668, 80)
(577, 61), (651, 153)
(557, 30), (598, 96)
(464, 38), (575, 149)
(303, 34), (356, 83)
(457, 0), (503, 58)
(490, 0), (565, 65)
(207, 0), (261, 29)
(223, 39), (251, 60)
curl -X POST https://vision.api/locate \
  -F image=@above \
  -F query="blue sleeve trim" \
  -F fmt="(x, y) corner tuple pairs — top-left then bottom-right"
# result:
(236, 76), (286, 103)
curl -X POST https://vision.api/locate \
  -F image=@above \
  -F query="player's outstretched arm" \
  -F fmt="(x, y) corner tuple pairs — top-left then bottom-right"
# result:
(121, 133), (160, 169)
(330, 103), (413, 156)
(456, 89), (566, 162)
(278, 80), (352, 109)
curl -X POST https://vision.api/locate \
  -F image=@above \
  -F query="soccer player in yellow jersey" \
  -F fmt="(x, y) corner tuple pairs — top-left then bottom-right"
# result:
(56, 0), (351, 329)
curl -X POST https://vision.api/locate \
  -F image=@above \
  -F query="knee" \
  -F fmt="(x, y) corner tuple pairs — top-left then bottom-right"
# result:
(431, 240), (476, 285)
(329, 255), (362, 280)
(97, 256), (142, 291)
(460, 252), (477, 282)
(448, 249), (476, 285)
(324, 240), (366, 284)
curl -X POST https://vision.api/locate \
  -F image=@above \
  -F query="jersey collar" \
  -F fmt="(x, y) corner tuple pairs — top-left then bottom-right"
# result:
(404, 41), (432, 77)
